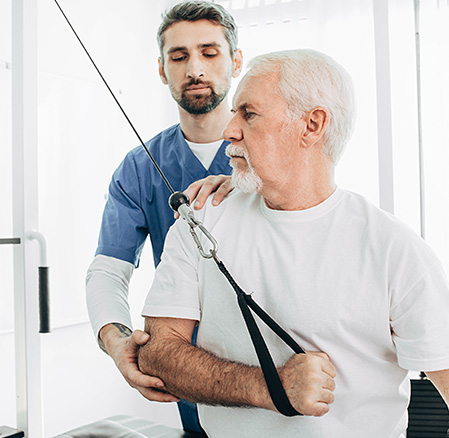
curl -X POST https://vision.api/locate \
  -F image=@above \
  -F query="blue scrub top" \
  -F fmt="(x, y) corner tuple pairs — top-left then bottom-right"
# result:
(96, 123), (232, 267)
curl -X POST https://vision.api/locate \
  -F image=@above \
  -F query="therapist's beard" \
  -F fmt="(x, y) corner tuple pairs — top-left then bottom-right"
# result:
(179, 88), (227, 115)
(170, 79), (230, 115)
(226, 145), (263, 194)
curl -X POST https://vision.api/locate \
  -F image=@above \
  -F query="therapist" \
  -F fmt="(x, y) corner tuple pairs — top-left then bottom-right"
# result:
(86, 1), (242, 433)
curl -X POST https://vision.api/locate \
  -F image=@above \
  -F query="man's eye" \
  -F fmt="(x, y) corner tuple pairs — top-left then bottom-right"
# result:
(244, 111), (256, 120)
(203, 52), (218, 58)
(172, 55), (186, 62)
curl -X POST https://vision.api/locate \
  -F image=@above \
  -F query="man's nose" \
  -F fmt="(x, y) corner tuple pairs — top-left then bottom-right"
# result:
(187, 55), (205, 80)
(223, 114), (242, 143)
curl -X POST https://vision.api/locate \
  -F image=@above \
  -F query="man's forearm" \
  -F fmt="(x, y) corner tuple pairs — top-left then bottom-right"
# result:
(138, 317), (273, 410)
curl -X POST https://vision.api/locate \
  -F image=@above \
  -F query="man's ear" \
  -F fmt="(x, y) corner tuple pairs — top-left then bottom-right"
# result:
(158, 57), (168, 85)
(232, 49), (243, 78)
(301, 107), (329, 148)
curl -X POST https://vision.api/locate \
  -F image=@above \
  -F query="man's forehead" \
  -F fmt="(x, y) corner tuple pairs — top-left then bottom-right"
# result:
(163, 20), (228, 53)
(232, 74), (268, 108)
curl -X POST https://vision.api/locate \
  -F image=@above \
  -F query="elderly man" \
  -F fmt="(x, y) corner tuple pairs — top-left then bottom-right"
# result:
(138, 49), (449, 438)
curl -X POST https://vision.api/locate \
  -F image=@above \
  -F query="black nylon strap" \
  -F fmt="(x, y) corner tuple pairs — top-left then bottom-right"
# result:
(214, 257), (303, 417)
(243, 294), (305, 355)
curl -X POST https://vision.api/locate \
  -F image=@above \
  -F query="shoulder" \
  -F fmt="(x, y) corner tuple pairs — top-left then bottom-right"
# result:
(197, 190), (260, 228)
(340, 189), (417, 236)
(147, 123), (182, 150)
(132, 123), (181, 156)
(116, 124), (181, 174)
(165, 190), (258, 261)
(340, 188), (439, 271)
(171, 190), (258, 233)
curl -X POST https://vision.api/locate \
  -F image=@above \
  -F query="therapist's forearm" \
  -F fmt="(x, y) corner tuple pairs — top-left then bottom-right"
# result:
(99, 322), (132, 353)
(86, 255), (135, 340)
(137, 317), (273, 410)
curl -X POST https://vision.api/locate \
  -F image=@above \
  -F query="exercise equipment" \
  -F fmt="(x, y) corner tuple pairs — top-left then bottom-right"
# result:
(407, 377), (449, 437)
(51, 415), (206, 438)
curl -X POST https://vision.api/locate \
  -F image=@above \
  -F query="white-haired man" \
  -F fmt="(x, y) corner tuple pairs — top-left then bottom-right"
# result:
(138, 49), (449, 438)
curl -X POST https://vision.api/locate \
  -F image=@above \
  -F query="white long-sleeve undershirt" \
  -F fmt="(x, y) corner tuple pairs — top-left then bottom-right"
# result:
(86, 254), (135, 341)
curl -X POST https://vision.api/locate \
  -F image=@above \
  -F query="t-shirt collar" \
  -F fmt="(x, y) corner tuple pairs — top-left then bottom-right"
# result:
(260, 187), (344, 223)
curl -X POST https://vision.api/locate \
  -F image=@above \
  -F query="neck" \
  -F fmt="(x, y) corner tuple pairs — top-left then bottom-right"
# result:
(179, 100), (233, 143)
(263, 160), (336, 211)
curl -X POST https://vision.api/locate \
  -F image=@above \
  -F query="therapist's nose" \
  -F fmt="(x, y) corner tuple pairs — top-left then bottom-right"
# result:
(187, 54), (205, 80)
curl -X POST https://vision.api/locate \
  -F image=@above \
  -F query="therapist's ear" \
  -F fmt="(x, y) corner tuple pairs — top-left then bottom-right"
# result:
(158, 58), (168, 85)
(232, 49), (243, 78)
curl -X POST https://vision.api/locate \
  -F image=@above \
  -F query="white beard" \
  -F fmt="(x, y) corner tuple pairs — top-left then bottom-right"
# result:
(226, 145), (263, 194)
(231, 165), (263, 194)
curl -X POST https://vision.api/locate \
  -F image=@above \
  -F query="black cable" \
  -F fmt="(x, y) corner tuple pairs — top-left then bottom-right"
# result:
(53, 0), (175, 194)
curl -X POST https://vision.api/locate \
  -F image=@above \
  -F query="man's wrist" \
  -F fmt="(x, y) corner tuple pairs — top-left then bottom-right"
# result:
(248, 368), (274, 410)
(98, 322), (132, 354)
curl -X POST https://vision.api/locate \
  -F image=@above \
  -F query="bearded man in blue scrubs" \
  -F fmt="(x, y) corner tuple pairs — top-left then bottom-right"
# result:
(86, 2), (242, 433)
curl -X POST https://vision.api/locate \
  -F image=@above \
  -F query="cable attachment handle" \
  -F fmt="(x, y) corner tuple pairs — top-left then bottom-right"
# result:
(169, 192), (218, 259)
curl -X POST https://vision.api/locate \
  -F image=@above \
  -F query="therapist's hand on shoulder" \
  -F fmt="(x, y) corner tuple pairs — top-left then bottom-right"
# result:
(99, 324), (179, 403)
(278, 352), (336, 417)
(175, 175), (233, 218)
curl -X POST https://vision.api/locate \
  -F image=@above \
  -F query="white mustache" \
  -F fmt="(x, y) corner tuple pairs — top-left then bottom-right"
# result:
(225, 145), (247, 160)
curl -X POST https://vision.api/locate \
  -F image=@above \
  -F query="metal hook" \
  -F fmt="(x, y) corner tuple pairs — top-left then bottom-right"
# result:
(188, 219), (218, 259)
(175, 201), (217, 258)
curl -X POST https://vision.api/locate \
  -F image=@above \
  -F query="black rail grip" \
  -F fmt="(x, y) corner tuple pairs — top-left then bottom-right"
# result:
(38, 266), (50, 333)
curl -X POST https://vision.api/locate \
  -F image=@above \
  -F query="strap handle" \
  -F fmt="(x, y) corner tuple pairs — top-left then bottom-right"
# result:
(214, 257), (304, 417)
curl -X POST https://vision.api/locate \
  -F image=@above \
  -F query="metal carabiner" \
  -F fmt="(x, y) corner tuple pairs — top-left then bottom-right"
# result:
(188, 218), (218, 259)
(173, 195), (218, 259)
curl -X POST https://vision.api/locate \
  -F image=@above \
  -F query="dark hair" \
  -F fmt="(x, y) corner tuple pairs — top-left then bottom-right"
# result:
(157, 1), (238, 60)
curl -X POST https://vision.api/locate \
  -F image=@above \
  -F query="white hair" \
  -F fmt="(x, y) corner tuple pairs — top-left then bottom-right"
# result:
(246, 49), (356, 163)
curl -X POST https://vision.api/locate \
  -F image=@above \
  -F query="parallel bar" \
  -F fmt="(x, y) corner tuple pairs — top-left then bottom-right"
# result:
(12, 0), (43, 436)
(0, 238), (21, 245)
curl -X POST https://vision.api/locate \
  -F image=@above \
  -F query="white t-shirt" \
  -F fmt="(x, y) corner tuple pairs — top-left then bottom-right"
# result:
(186, 139), (222, 170)
(142, 187), (449, 438)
